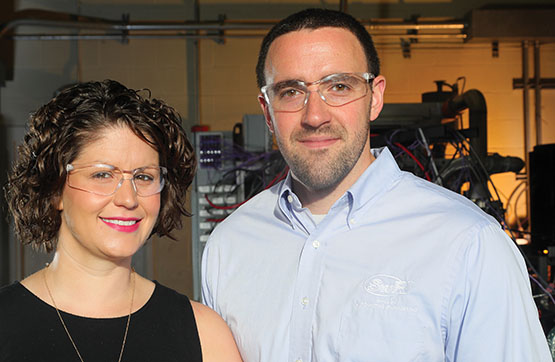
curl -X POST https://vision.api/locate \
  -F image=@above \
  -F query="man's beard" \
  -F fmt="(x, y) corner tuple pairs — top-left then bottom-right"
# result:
(276, 120), (370, 192)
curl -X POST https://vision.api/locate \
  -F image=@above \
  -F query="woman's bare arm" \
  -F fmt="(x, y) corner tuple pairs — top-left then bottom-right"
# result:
(191, 301), (243, 361)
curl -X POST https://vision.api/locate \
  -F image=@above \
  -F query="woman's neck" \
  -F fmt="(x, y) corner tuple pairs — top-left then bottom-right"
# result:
(43, 252), (135, 317)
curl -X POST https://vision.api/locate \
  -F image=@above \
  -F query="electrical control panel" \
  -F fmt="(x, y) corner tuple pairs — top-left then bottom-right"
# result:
(191, 115), (279, 300)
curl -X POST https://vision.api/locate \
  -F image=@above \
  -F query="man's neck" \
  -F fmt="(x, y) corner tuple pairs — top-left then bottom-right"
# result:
(293, 150), (376, 214)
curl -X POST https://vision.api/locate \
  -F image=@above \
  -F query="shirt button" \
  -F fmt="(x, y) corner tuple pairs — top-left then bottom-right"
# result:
(350, 218), (356, 224)
(301, 297), (309, 306)
(312, 240), (320, 249)
(296, 359), (303, 362)
(287, 195), (293, 203)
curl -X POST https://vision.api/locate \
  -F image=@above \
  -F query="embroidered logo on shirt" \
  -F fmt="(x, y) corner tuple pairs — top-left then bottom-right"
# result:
(363, 274), (411, 296)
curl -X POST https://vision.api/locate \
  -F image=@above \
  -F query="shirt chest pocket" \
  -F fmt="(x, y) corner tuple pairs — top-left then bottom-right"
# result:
(337, 297), (425, 362)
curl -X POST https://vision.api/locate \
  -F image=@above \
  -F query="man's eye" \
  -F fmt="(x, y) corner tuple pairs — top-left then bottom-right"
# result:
(279, 88), (303, 99)
(329, 82), (353, 92)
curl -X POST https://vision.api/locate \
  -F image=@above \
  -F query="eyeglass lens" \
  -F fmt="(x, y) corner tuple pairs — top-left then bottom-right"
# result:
(67, 165), (165, 196)
(266, 73), (370, 112)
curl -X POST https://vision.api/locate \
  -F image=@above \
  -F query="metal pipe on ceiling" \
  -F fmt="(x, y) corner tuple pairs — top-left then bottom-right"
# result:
(2, 19), (466, 34)
(0, 9), (467, 41)
(11, 33), (468, 41)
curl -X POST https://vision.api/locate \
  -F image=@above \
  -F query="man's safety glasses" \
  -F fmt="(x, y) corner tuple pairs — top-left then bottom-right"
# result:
(261, 72), (375, 112)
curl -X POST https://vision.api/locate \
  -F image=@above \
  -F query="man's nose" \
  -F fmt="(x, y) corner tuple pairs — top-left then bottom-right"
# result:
(301, 89), (331, 129)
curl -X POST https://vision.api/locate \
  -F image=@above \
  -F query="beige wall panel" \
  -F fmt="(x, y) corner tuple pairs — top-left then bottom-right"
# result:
(132, 66), (187, 95)
(81, 66), (131, 86)
(96, 40), (158, 69)
(80, 39), (190, 126)
(77, 41), (100, 68)
(542, 44), (555, 70)
(202, 65), (246, 96)
(151, 215), (193, 296)
(200, 38), (259, 85)
(487, 118), (525, 154)
(486, 94), (525, 126)
(200, 93), (261, 130)
(13, 40), (74, 75)
(160, 95), (190, 121)
(38, 42), (73, 69)
(200, 38), (261, 127)
(13, 41), (43, 69)
(154, 40), (190, 68)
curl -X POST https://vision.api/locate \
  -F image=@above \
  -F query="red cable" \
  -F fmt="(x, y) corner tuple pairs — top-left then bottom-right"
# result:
(394, 142), (431, 181)
(264, 165), (289, 190)
(206, 217), (226, 222)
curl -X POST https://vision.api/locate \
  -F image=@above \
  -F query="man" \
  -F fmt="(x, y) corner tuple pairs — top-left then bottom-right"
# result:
(202, 8), (551, 362)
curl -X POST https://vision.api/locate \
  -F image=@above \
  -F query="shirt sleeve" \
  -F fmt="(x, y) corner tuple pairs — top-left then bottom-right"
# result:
(444, 222), (552, 362)
(201, 239), (218, 310)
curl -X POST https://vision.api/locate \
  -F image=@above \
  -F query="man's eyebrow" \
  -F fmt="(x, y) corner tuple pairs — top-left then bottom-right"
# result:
(272, 79), (303, 91)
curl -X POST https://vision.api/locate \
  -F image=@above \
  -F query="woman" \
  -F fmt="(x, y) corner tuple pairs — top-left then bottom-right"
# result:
(0, 80), (242, 361)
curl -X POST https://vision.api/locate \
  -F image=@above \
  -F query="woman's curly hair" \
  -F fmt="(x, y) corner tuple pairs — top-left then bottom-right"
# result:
(4, 79), (197, 252)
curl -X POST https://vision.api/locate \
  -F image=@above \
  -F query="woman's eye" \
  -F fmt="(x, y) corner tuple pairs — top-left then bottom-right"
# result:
(135, 174), (155, 182)
(91, 171), (113, 180)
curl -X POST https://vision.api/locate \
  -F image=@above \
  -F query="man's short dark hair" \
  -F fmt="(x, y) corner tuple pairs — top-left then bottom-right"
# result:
(256, 8), (380, 88)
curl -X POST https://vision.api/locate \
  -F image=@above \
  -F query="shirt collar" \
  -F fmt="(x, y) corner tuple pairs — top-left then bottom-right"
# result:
(276, 173), (298, 228)
(276, 147), (402, 227)
(347, 146), (402, 215)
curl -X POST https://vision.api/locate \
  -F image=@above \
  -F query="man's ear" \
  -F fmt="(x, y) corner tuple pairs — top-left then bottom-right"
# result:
(369, 75), (386, 122)
(258, 93), (275, 133)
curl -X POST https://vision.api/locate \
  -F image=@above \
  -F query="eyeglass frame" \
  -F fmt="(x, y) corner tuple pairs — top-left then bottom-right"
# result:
(65, 163), (168, 197)
(260, 72), (375, 113)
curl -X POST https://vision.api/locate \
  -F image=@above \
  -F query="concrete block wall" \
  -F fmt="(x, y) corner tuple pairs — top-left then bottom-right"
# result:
(200, 38), (261, 131)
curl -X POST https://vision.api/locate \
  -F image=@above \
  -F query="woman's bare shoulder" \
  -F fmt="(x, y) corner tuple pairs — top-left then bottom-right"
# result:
(190, 301), (243, 362)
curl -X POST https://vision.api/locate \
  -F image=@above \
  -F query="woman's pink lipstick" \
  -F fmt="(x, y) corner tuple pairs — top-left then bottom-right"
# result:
(100, 217), (141, 232)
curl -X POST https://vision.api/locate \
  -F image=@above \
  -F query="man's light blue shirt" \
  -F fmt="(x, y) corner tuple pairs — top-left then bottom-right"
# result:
(202, 147), (551, 362)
